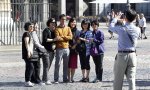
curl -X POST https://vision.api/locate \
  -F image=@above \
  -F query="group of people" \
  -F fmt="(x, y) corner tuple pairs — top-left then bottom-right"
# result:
(107, 9), (147, 40)
(22, 8), (140, 90)
(22, 14), (105, 87)
(135, 13), (147, 39)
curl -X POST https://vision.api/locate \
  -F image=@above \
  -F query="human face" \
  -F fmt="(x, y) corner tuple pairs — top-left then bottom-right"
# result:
(34, 23), (39, 31)
(70, 20), (76, 29)
(82, 23), (88, 30)
(60, 16), (66, 26)
(49, 22), (56, 30)
(29, 25), (34, 32)
(91, 23), (98, 30)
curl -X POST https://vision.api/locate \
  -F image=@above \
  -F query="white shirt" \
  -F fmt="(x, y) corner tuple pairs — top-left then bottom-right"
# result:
(139, 17), (146, 27)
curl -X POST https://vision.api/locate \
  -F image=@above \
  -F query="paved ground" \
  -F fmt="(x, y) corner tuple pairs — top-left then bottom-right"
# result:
(0, 23), (150, 90)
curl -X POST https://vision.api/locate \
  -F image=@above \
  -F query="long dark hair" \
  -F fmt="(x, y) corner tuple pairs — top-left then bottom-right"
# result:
(68, 18), (76, 29)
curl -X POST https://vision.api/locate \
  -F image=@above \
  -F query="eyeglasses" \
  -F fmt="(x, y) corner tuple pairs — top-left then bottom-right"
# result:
(29, 25), (34, 28)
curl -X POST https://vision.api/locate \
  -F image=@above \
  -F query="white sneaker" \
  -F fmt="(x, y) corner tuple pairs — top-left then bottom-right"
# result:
(45, 81), (52, 85)
(92, 78), (100, 83)
(54, 81), (59, 84)
(39, 82), (46, 86)
(25, 81), (34, 87)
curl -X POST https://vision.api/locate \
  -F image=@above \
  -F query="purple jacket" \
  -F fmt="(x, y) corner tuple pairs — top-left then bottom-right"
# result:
(92, 29), (105, 54)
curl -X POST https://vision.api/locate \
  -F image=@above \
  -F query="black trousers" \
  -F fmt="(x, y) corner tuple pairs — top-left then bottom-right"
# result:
(92, 54), (104, 81)
(31, 58), (41, 83)
(24, 59), (35, 82)
(41, 53), (50, 82)
(79, 52), (90, 70)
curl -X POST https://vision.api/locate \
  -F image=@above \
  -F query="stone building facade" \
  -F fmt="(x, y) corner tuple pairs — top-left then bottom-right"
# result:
(2, 0), (150, 22)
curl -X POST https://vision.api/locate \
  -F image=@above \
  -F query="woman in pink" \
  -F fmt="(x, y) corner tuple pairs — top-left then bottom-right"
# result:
(68, 18), (80, 82)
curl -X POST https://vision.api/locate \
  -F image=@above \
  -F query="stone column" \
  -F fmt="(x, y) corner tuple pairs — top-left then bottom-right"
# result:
(76, 0), (83, 17)
(24, 0), (29, 22)
(43, 0), (48, 21)
(91, 0), (98, 16)
(58, 0), (66, 15)
(0, 0), (11, 18)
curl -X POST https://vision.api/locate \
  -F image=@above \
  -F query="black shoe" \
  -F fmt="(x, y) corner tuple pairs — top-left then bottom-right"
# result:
(69, 79), (74, 83)
(143, 37), (147, 39)
(92, 78), (100, 83)
(109, 36), (114, 39)
(85, 78), (89, 82)
(63, 79), (69, 83)
(79, 78), (86, 82)
(109, 37), (112, 39)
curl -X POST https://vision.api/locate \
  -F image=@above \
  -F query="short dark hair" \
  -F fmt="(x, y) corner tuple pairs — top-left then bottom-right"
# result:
(91, 20), (99, 27)
(46, 18), (57, 27)
(81, 19), (90, 30)
(59, 14), (66, 20)
(125, 9), (137, 22)
(24, 22), (32, 31)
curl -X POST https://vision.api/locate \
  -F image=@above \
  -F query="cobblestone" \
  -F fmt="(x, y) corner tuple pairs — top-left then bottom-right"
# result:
(0, 23), (150, 90)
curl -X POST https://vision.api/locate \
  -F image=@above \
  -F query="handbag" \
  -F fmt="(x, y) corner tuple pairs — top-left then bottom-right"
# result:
(30, 48), (39, 59)
(90, 46), (98, 56)
(76, 42), (86, 52)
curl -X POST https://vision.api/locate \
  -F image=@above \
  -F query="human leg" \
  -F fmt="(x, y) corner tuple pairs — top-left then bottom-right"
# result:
(92, 54), (104, 82)
(62, 48), (70, 82)
(85, 55), (90, 81)
(113, 53), (128, 90)
(48, 51), (55, 70)
(79, 52), (87, 81)
(98, 54), (104, 81)
(24, 59), (35, 87)
(71, 69), (75, 82)
(126, 53), (137, 90)
(68, 53), (78, 82)
(31, 59), (41, 83)
(42, 53), (50, 82)
(54, 49), (63, 82)
(24, 60), (34, 82)
(143, 27), (147, 39)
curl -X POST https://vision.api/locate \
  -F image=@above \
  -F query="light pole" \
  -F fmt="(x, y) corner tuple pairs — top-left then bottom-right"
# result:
(126, 0), (131, 10)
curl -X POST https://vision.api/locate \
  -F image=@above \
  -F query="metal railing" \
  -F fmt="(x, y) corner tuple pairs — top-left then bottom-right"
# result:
(0, 2), (52, 45)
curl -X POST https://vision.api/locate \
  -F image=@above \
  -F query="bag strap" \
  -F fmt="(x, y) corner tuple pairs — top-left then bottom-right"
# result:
(124, 27), (137, 53)
(124, 27), (134, 45)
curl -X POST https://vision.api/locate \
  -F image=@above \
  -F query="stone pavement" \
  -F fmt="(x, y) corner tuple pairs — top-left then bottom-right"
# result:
(0, 23), (150, 90)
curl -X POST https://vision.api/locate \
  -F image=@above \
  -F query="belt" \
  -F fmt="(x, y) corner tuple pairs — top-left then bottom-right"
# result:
(118, 50), (135, 53)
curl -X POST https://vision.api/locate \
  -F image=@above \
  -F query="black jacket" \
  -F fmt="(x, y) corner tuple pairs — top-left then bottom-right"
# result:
(42, 28), (55, 52)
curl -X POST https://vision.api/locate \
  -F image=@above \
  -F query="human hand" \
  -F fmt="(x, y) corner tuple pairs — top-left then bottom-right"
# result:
(52, 44), (56, 50)
(27, 52), (31, 58)
(71, 45), (76, 49)
(53, 37), (58, 41)
(89, 38), (94, 42)
(77, 39), (81, 44)
(55, 36), (63, 41)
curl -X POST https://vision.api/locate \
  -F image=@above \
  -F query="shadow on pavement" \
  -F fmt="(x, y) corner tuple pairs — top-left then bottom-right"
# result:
(0, 81), (24, 87)
(136, 79), (150, 87)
